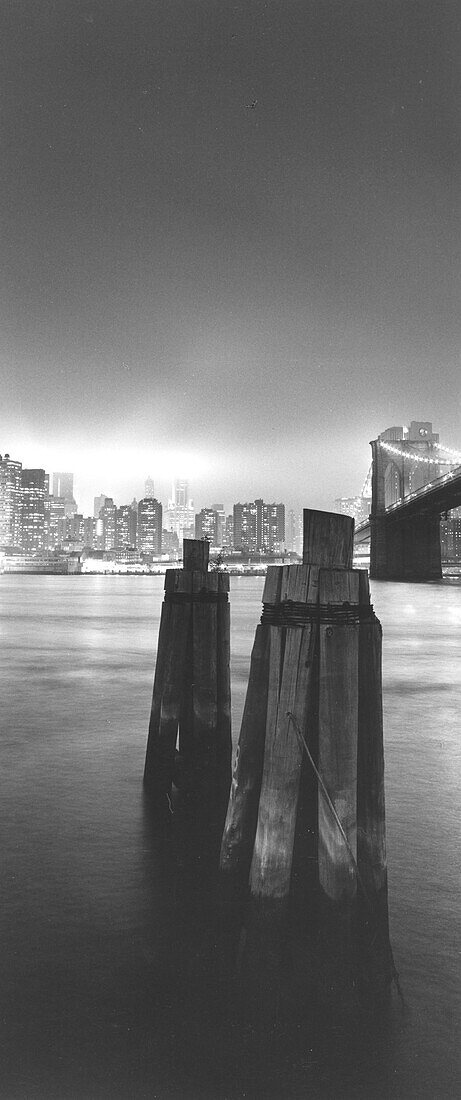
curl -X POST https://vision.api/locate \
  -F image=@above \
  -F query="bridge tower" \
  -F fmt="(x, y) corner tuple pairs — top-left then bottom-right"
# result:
(370, 422), (442, 581)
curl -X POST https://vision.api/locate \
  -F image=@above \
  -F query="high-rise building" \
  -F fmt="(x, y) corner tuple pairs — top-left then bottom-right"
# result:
(233, 499), (285, 554)
(211, 504), (225, 546)
(440, 507), (461, 563)
(116, 504), (137, 548)
(44, 495), (66, 550)
(52, 472), (77, 517)
(94, 494), (107, 519)
(287, 510), (302, 555)
(144, 477), (155, 499)
(173, 479), (188, 507)
(233, 501), (258, 552)
(195, 508), (219, 544)
(83, 516), (95, 549)
(164, 479), (195, 543)
(98, 498), (116, 550)
(262, 502), (285, 553)
(0, 453), (22, 547)
(334, 496), (371, 526)
(52, 472), (73, 500)
(138, 498), (162, 555)
(21, 469), (46, 551)
(222, 514), (234, 551)
(162, 528), (179, 556)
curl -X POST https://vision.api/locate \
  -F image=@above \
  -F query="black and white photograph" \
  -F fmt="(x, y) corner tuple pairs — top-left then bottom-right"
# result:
(0, 2), (460, 1097)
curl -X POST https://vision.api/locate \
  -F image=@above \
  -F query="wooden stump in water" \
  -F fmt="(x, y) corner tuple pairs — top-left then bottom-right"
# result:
(144, 540), (231, 829)
(218, 509), (394, 1012)
(357, 570), (391, 997)
(317, 565), (360, 999)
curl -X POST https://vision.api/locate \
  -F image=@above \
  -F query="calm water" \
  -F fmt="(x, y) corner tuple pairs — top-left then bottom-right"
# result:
(0, 574), (460, 1099)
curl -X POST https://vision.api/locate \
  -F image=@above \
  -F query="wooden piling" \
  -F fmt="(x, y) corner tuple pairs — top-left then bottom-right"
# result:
(144, 569), (194, 809)
(249, 564), (319, 903)
(303, 509), (354, 569)
(357, 570), (391, 994)
(144, 540), (231, 827)
(218, 508), (393, 1012)
(317, 566), (360, 996)
(219, 568), (281, 889)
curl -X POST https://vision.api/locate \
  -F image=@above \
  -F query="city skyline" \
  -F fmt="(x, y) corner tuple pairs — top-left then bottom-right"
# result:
(1, 440), (367, 523)
(1, 3), (459, 517)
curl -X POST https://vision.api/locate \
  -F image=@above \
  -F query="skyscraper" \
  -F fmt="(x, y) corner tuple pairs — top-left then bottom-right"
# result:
(94, 494), (107, 519)
(195, 508), (219, 544)
(52, 472), (77, 517)
(21, 469), (46, 551)
(138, 498), (162, 555)
(0, 453), (22, 547)
(164, 479), (194, 543)
(116, 504), (137, 548)
(233, 499), (285, 553)
(144, 477), (155, 499)
(98, 498), (116, 550)
(44, 495), (66, 550)
(52, 472), (73, 500)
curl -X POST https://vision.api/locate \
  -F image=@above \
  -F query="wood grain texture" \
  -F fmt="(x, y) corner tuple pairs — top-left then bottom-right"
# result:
(219, 623), (271, 881)
(249, 566), (318, 900)
(144, 570), (193, 800)
(183, 538), (209, 571)
(317, 568), (359, 902)
(357, 593), (391, 989)
(303, 509), (354, 569)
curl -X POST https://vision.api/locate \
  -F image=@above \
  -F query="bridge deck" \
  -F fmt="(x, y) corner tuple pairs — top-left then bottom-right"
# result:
(354, 466), (461, 542)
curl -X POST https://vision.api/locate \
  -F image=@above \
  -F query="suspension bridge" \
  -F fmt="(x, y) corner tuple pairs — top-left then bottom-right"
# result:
(354, 421), (461, 580)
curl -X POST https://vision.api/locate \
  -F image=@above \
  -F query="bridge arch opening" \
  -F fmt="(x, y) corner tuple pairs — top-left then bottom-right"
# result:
(384, 461), (402, 508)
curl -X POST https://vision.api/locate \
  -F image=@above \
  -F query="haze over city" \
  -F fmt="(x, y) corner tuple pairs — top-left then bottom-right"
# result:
(1, 2), (459, 515)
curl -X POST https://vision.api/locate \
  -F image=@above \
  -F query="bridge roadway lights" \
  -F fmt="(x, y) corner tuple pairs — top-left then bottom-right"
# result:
(370, 513), (442, 581)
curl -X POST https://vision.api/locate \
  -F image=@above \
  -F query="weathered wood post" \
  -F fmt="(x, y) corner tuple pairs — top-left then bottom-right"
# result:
(144, 540), (232, 828)
(219, 509), (393, 1011)
(357, 570), (392, 995)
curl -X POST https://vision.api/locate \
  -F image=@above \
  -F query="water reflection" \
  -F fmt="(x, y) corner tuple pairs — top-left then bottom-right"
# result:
(0, 574), (460, 1097)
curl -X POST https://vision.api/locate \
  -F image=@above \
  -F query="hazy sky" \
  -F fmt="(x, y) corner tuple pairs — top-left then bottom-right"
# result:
(1, 1), (459, 514)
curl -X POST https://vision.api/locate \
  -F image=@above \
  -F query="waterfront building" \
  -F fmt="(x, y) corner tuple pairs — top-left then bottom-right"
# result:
(287, 509), (303, 556)
(211, 504), (225, 546)
(82, 517), (95, 549)
(98, 498), (117, 551)
(262, 502), (285, 553)
(233, 498), (285, 554)
(21, 469), (46, 551)
(65, 514), (85, 550)
(116, 504), (137, 549)
(161, 529), (179, 556)
(195, 508), (219, 544)
(0, 453), (22, 548)
(138, 497), (162, 555)
(222, 515), (234, 551)
(44, 495), (66, 550)
(440, 507), (461, 564)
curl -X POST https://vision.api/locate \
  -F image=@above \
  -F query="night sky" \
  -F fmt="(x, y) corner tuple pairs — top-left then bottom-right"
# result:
(1, 1), (459, 514)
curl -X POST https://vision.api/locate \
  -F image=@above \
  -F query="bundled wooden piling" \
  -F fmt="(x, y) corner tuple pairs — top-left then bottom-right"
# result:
(219, 509), (393, 1007)
(144, 540), (232, 826)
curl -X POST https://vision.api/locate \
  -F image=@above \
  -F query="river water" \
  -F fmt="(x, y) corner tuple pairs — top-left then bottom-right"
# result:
(0, 574), (460, 1099)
